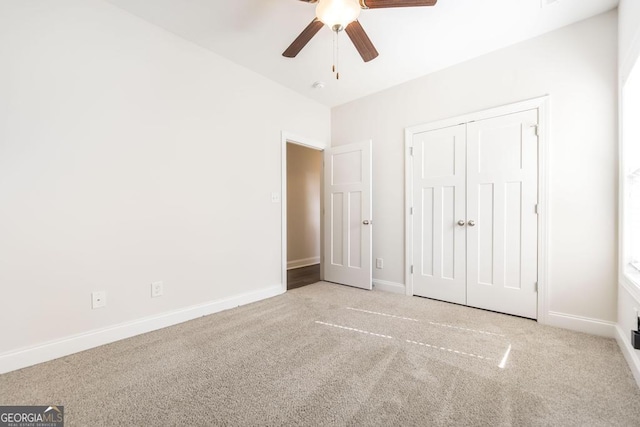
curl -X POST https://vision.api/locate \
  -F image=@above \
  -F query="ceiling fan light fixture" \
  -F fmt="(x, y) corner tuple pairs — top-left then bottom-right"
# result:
(315, 0), (361, 31)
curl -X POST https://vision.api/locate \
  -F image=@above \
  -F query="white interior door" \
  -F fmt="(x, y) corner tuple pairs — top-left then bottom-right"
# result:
(466, 109), (539, 318)
(323, 141), (372, 290)
(412, 125), (467, 304)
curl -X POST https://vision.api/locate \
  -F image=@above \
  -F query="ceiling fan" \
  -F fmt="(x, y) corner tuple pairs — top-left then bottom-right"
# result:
(283, 0), (438, 63)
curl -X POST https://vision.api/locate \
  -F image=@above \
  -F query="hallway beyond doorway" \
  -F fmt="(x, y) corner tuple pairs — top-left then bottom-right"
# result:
(287, 264), (320, 290)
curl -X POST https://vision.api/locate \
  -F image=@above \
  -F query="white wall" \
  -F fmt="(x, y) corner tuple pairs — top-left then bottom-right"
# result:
(617, 0), (640, 385)
(0, 0), (330, 372)
(332, 11), (618, 331)
(286, 143), (322, 269)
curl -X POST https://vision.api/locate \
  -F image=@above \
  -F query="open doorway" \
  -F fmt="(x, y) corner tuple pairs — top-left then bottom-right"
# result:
(281, 132), (326, 292)
(286, 143), (322, 290)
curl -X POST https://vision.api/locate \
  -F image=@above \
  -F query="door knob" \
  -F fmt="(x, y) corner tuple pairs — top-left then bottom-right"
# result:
(468, 220), (476, 227)
(457, 220), (466, 226)
(363, 220), (371, 225)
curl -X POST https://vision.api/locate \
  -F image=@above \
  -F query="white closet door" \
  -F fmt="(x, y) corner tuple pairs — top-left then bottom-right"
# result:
(466, 109), (539, 319)
(323, 141), (373, 290)
(412, 125), (467, 304)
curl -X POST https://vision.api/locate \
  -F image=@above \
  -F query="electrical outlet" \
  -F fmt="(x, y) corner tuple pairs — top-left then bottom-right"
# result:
(92, 291), (106, 309)
(376, 258), (384, 269)
(151, 281), (164, 298)
(271, 192), (280, 203)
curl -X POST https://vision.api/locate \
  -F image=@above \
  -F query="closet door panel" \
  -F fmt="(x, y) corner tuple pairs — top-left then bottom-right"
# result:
(412, 125), (467, 304)
(466, 109), (539, 319)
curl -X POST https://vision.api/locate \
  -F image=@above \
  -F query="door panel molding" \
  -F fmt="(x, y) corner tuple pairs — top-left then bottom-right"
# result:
(405, 96), (550, 323)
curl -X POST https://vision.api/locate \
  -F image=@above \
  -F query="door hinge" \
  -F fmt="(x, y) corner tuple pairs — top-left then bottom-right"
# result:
(534, 282), (538, 292)
(410, 207), (413, 215)
(410, 265), (414, 274)
(534, 204), (539, 214)
(532, 124), (539, 137)
(409, 147), (414, 156)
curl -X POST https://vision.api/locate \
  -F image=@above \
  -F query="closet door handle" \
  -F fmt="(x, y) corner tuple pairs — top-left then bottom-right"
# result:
(468, 220), (476, 227)
(457, 220), (466, 226)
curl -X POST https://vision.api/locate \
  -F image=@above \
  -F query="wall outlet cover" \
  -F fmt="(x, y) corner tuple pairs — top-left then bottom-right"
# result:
(92, 291), (106, 309)
(151, 281), (164, 298)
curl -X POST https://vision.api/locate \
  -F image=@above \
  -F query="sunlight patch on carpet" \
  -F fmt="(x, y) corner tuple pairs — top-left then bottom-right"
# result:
(499, 344), (512, 369)
(345, 307), (419, 322)
(314, 321), (394, 339)
(346, 306), (506, 337)
(405, 339), (492, 361)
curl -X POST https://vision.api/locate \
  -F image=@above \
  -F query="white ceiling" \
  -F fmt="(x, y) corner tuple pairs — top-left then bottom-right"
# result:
(105, 0), (618, 107)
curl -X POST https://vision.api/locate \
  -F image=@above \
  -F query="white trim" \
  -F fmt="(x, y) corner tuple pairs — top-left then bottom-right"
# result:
(620, 25), (640, 390)
(0, 285), (284, 374)
(404, 96), (550, 322)
(621, 17), (640, 85)
(280, 132), (326, 293)
(546, 311), (616, 338)
(615, 324), (640, 387)
(372, 279), (406, 294)
(287, 257), (321, 270)
(619, 44), (640, 307)
(405, 96), (551, 135)
(620, 70), (625, 295)
(537, 97), (551, 325)
(622, 275), (640, 304)
(616, 282), (640, 388)
(404, 136), (414, 296)
(624, 265), (640, 293)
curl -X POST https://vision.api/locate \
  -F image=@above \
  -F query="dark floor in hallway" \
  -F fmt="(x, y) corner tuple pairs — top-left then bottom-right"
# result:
(287, 264), (320, 290)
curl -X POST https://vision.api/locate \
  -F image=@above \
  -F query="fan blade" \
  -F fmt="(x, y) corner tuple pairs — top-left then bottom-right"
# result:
(345, 20), (379, 62)
(283, 19), (324, 58)
(359, 0), (436, 8)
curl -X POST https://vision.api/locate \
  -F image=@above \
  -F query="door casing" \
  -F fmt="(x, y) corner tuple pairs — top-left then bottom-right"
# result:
(404, 96), (550, 323)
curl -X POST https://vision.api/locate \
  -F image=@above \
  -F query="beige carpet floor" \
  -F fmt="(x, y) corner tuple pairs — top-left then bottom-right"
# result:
(1, 282), (640, 426)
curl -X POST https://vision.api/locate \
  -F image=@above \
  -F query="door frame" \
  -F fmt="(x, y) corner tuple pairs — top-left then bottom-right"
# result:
(404, 96), (550, 323)
(280, 131), (327, 293)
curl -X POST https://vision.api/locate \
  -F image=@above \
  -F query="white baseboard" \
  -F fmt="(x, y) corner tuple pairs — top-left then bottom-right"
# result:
(373, 279), (405, 294)
(0, 285), (284, 374)
(546, 311), (616, 337)
(287, 257), (320, 270)
(615, 324), (640, 387)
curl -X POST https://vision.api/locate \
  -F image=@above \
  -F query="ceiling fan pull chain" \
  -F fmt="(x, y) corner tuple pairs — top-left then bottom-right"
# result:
(336, 30), (340, 80)
(332, 30), (336, 73)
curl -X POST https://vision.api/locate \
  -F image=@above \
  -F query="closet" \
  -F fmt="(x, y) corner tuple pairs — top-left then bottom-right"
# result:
(407, 107), (540, 319)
